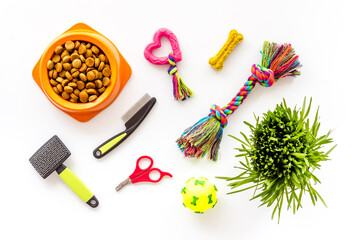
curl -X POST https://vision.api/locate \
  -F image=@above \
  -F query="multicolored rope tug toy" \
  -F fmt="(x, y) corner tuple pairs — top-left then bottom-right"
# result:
(177, 41), (301, 161)
(144, 28), (193, 101)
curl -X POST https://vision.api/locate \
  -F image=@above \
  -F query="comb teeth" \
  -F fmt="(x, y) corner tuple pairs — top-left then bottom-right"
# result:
(29, 135), (70, 179)
(121, 93), (151, 123)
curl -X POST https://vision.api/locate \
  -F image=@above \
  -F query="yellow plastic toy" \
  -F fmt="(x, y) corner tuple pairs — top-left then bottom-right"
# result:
(181, 177), (217, 213)
(209, 30), (243, 71)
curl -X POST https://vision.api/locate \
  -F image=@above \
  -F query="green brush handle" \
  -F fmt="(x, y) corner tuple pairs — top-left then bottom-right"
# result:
(56, 164), (99, 208)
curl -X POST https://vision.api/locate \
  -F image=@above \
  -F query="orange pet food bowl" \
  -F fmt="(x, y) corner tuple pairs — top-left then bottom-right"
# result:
(32, 23), (132, 122)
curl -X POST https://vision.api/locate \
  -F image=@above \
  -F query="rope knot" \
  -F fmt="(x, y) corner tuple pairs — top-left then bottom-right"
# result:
(168, 53), (178, 76)
(210, 104), (228, 128)
(251, 64), (275, 87)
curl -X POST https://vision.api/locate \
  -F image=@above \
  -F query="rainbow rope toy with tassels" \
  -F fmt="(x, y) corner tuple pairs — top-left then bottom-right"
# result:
(144, 28), (193, 101)
(177, 41), (301, 161)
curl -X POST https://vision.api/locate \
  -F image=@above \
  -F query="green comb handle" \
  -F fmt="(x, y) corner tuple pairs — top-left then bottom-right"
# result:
(56, 164), (99, 208)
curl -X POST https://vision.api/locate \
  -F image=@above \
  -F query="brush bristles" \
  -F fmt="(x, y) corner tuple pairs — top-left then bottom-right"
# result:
(176, 116), (223, 161)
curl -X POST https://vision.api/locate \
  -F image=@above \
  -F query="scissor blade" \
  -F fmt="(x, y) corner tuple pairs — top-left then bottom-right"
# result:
(115, 177), (131, 191)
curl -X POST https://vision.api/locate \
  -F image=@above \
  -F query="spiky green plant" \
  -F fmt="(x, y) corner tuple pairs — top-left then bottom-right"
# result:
(218, 98), (336, 222)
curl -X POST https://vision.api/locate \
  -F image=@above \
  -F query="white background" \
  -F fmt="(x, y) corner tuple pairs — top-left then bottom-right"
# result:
(0, 0), (358, 239)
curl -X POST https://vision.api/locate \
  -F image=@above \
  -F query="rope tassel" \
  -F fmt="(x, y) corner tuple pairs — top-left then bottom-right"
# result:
(177, 41), (301, 161)
(168, 54), (193, 101)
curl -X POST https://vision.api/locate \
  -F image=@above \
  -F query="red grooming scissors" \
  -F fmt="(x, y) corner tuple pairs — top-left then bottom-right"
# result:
(115, 156), (172, 191)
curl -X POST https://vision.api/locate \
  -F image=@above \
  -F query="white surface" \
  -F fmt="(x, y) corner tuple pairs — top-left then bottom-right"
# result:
(0, 0), (358, 239)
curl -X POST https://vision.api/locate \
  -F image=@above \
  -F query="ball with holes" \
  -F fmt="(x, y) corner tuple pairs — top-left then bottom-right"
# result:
(181, 177), (217, 213)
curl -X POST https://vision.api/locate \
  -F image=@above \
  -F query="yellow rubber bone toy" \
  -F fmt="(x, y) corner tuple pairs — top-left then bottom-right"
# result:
(209, 30), (243, 71)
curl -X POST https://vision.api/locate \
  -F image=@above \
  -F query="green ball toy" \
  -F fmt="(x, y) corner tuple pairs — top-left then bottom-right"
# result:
(181, 177), (218, 213)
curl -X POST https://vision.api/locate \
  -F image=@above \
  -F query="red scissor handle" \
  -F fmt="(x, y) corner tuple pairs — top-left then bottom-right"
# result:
(131, 168), (172, 184)
(129, 156), (154, 180)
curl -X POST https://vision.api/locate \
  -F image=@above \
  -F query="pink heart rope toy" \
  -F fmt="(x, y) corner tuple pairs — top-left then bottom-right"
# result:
(177, 41), (301, 161)
(144, 28), (193, 101)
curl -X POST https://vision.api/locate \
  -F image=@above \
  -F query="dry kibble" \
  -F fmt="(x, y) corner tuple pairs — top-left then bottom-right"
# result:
(91, 46), (100, 55)
(87, 71), (95, 81)
(49, 41), (110, 102)
(55, 63), (63, 72)
(79, 73), (87, 81)
(52, 54), (61, 63)
(79, 44), (86, 55)
(64, 86), (73, 93)
(47, 60), (54, 70)
(85, 49), (92, 58)
(62, 91), (70, 100)
(79, 63), (87, 72)
(55, 45), (64, 55)
(85, 57), (95, 67)
(98, 62), (105, 71)
(65, 71), (73, 81)
(50, 79), (58, 86)
(65, 41), (75, 51)
(73, 89), (80, 96)
(88, 95), (97, 102)
(63, 63), (72, 71)
(102, 77), (110, 86)
(63, 55), (71, 63)
(86, 82), (95, 89)
(74, 41), (80, 49)
(70, 53), (80, 61)
(72, 59), (82, 69)
(61, 79), (70, 87)
(79, 91), (89, 103)
(77, 81), (85, 90)
(94, 80), (103, 88)
(86, 89), (97, 95)
(98, 87), (106, 93)
(56, 84), (63, 93)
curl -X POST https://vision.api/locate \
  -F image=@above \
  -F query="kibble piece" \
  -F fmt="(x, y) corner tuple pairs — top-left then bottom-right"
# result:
(61, 50), (70, 59)
(54, 63), (62, 72)
(92, 70), (99, 79)
(56, 77), (64, 83)
(63, 63), (72, 71)
(65, 71), (73, 81)
(74, 41), (80, 49)
(63, 55), (71, 63)
(52, 54), (61, 63)
(72, 78), (78, 83)
(64, 86), (73, 93)
(65, 41), (75, 51)
(79, 73), (87, 81)
(68, 82), (77, 88)
(56, 84), (63, 93)
(55, 45), (64, 55)
(53, 70), (58, 79)
(85, 43), (91, 49)
(79, 63), (87, 72)
(85, 49), (92, 58)
(53, 86), (60, 94)
(86, 89), (97, 95)
(59, 70), (66, 78)
(77, 81), (85, 90)
(72, 71), (80, 78)
(70, 53), (80, 61)
(94, 80), (103, 88)
(99, 54), (106, 62)
(78, 44), (87, 55)
(79, 91), (89, 103)
(61, 91), (70, 100)
(86, 82), (96, 89)
(69, 98), (77, 103)
(98, 87), (106, 93)
(72, 59), (82, 69)
(49, 70), (54, 78)
(50, 79), (58, 86)
(61, 79), (70, 87)
(88, 95), (97, 102)
(87, 71), (96, 81)
(94, 58), (100, 68)
(102, 77), (110, 86)
(91, 45), (100, 55)
(102, 67), (111, 77)
(85, 57), (95, 67)
(73, 89), (80, 96)
(79, 55), (86, 62)
(70, 68), (77, 74)
(98, 62), (105, 71)
(70, 93), (78, 100)
(47, 60), (54, 70)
